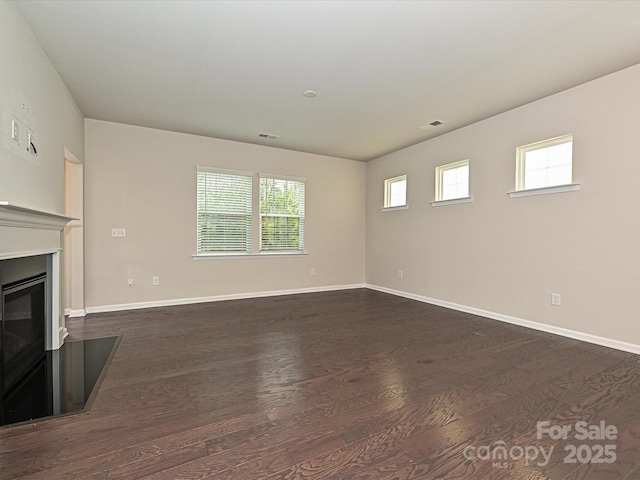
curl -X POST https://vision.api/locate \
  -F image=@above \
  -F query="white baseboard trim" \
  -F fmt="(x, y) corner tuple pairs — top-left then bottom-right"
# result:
(66, 309), (86, 318)
(85, 284), (366, 315)
(366, 284), (640, 356)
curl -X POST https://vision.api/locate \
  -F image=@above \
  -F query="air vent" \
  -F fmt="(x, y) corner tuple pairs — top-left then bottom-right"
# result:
(419, 119), (446, 130)
(258, 133), (280, 140)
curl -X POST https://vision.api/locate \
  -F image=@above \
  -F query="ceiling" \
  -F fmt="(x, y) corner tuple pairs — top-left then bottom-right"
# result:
(15, 0), (640, 161)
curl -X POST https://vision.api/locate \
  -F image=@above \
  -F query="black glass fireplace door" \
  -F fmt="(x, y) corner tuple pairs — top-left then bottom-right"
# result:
(1, 273), (47, 396)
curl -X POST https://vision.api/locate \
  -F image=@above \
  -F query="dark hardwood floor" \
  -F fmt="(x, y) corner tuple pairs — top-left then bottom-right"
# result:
(1, 289), (639, 479)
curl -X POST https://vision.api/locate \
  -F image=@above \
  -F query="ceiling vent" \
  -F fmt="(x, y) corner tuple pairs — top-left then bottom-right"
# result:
(419, 119), (446, 130)
(258, 133), (280, 140)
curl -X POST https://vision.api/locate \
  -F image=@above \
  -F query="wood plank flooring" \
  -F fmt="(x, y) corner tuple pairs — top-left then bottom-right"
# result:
(1, 289), (639, 479)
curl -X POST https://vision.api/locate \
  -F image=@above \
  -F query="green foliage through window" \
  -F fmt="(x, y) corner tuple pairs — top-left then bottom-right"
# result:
(260, 177), (305, 251)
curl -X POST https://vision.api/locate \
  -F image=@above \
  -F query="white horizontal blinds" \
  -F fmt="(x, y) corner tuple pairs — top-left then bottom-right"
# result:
(259, 175), (305, 252)
(196, 167), (252, 253)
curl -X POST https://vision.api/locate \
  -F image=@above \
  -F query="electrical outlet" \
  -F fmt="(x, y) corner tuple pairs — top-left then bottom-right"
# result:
(152, 276), (160, 286)
(551, 293), (561, 306)
(127, 279), (134, 288)
(310, 268), (316, 276)
(111, 228), (127, 238)
(398, 270), (403, 279)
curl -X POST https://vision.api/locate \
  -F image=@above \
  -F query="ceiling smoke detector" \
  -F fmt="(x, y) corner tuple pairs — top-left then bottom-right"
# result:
(419, 119), (446, 130)
(258, 133), (280, 140)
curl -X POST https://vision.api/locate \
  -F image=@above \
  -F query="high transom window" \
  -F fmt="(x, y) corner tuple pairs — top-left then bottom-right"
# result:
(516, 134), (573, 191)
(435, 160), (469, 201)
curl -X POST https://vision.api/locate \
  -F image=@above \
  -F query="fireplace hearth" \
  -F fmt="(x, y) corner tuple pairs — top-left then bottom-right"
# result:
(1, 335), (118, 426)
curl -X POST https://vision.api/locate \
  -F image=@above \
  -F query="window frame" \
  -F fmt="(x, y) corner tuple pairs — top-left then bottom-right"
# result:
(194, 167), (307, 258)
(382, 175), (407, 211)
(434, 159), (470, 203)
(515, 134), (574, 192)
(259, 174), (306, 253)
(196, 166), (253, 255)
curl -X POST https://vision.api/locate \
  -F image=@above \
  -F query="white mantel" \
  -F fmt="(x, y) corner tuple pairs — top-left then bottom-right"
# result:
(0, 201), (75, 350)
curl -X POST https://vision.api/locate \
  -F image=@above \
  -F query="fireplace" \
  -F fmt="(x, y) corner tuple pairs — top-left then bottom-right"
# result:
(0, 203), (117, 426)
(1, 272), (47, 397)
(0, 201), (73, 352)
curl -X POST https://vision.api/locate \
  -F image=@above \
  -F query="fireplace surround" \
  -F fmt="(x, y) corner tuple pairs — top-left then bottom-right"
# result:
(0, 202), (75, 424)
(0, 201), (74, 351)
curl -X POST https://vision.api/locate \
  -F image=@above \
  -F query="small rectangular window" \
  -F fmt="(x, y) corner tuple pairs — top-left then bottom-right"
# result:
(435, 160), (469, 201)
(196, 167), (253, 254)
(259, 175), (305, 252)
(516, 134), (573, 191)
(384, 175), (407, 208)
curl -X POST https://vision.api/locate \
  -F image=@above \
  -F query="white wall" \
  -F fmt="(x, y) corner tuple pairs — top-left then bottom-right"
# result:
(366, 63), (640, 348)
(0, 0), (84, 341)
(84, 120), (366, 310)
(0, 1), (84, 214)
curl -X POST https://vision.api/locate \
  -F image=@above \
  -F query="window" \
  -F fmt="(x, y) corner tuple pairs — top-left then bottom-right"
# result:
(435, 160), (469, 201)
(260, 175), (305, 252)
(516, 134), (573, 191)
(195, 167), (306, 256)
(196, 167), (252, 254)
(383, 175), (407, 209)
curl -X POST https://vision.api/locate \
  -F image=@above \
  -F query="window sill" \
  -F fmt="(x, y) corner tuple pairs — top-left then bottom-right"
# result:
(508, 183), (580, 198)
(193, 252), (308, 260)
(381, 205), (408, 212)
(430, 197), (473, 207)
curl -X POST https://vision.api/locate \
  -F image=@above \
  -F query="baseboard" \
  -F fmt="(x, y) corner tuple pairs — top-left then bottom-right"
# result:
(366, 284), (640, 356)
(66, 309), (86, 318)
(85, 283), (366, 315)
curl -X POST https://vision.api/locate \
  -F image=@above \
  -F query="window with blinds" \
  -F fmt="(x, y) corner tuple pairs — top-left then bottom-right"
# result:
(259, 176), (305, 252)
(196, 167), (252, 253)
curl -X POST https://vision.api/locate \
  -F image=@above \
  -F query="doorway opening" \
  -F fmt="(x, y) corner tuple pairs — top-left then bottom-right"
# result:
(63, 148), (84, 317)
